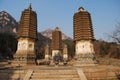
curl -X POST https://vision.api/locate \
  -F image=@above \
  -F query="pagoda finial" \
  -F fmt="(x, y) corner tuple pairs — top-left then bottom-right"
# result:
(55, 27), (60, 31)
(28, 3), (32, 10)
(78, 7), (84, 11)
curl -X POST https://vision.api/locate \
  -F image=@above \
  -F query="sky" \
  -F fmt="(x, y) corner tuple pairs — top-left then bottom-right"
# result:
(0, 0), (120, 41)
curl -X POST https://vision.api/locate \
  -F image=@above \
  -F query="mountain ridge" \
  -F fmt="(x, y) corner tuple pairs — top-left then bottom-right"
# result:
(0, 11), (18, 33)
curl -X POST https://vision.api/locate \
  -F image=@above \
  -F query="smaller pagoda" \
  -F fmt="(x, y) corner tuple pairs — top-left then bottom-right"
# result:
(51, 27), (62, 59)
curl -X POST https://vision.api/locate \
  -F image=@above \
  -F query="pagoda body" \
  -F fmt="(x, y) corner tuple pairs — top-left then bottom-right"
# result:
(51, 27), (62, 58)
(73, 7), (96, 66)
(14, 4), (37, 65)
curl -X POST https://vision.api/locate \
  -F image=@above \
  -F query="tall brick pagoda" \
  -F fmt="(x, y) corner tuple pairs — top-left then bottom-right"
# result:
(73, 7), (96, 66)
(14, 4), (37, 65)
(51, 27), (62, 58)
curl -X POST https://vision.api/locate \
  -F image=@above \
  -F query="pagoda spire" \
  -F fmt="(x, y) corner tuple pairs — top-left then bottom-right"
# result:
(78, 6), (85, 11)
(28, 3), (32, 10)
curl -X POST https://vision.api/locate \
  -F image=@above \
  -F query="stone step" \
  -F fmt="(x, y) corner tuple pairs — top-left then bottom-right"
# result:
(0, 76), (8, 80)
(0, 73), (8, 76)
(30, 68), (80, 80)
(34, 70), (77, 73)
(32, 72), (77, 75)
(30, 78), (80, 80)
(31, 75), (79, 79)
(34, 70), (77, 74)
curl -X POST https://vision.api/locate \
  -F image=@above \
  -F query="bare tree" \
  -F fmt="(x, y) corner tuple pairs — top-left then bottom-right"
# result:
(109, 22), (120, 43)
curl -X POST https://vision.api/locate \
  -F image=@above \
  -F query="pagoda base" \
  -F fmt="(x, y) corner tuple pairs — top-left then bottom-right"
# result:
(12, 50), (36, 66)
(74, 53), (98, 67)
(52, 50), (62, 59)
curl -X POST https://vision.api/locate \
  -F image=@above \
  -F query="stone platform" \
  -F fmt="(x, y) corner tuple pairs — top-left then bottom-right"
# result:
(0, 60), (120, 80)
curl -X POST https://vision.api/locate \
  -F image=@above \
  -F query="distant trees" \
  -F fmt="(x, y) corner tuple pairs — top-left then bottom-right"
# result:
(0, 33), (17, 59)
(109, 22), (120, 43)
(94, 40), (120, 59)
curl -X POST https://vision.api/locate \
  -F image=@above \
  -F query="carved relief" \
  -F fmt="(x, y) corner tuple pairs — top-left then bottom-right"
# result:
(76, 41), (95, 54)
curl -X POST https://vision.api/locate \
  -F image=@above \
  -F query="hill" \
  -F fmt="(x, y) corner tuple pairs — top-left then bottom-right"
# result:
(40, 29), (72, 40)
(0, 11), (18, 33)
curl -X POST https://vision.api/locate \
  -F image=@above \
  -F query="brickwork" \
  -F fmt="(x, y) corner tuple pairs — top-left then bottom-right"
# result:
(73, 7), (94, 41)
(52, 27), (62, 50)
(17, 4), (37, 39)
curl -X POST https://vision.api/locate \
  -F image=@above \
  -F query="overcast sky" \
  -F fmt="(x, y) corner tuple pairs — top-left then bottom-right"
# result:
(0, 0), (120, 41)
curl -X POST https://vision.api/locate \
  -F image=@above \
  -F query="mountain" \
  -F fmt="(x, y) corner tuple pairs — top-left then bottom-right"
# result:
(0, 11), (18, 33)
(40, 29), (72, 40)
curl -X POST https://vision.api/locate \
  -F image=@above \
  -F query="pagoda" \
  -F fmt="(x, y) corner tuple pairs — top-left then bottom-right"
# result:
(51, 27), (62, 59)
(14, 4), (37, 65)
(73, 7), (97, 66)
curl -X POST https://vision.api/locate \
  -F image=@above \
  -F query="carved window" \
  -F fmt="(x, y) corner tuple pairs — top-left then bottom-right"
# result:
(29, 44), (32, 48)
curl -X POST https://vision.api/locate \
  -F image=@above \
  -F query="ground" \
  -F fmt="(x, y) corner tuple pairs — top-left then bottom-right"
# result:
(0, 58), (120, 80)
